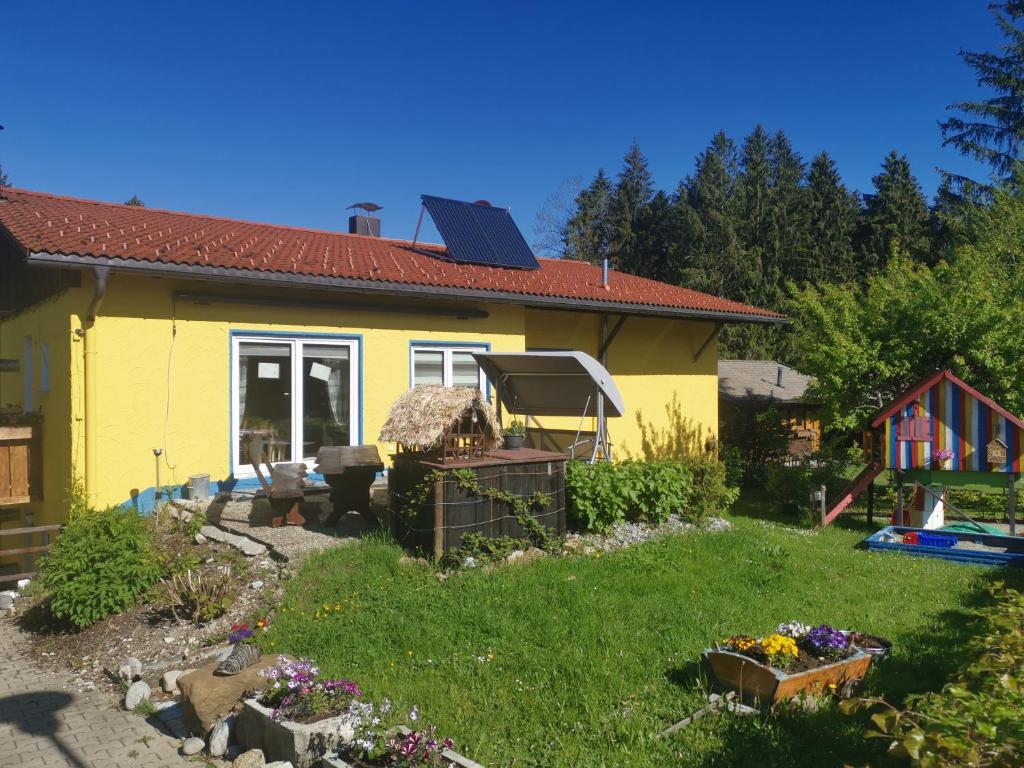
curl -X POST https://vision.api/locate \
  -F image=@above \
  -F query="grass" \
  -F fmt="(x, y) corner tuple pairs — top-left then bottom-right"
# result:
(264, 515), (1021, 767)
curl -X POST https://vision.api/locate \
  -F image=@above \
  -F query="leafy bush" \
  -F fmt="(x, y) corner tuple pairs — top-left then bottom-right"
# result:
(765, 439), (860, 522)
(945, 488), (1008, 521)
(566, 457), (734, 532)
(41, 507), (162, 629)
(842, 582), (1024, 765)
(160, 568), (235, 624)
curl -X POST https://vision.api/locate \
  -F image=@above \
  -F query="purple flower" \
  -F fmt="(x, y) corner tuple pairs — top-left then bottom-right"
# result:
(804, 624), (848, 658)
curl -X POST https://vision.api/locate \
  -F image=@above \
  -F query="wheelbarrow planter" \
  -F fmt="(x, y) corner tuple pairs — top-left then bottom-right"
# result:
(702, 647), (874, 706)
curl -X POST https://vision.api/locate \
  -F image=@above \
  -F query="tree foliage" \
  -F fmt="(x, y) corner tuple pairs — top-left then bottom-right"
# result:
(554, 130), (939, 360)
(941, 1), (1024, 195)
(789, 178), (1024, 431)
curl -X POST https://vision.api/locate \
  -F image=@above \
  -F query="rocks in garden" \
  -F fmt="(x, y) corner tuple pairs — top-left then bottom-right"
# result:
(161, 670), (184, 693)
(0, 591), (15, 610)
(124, 680), (151, 710)
(249, 580), (264, 590)
(200, 524), (268, 557)
(182, 737), (206, 756)
(118, 656), (143, 681)
(232, 748), (265, 768)
(209, 714), (234, 757)
(178, 654), (285, 733)
(194, 532), (207, 544)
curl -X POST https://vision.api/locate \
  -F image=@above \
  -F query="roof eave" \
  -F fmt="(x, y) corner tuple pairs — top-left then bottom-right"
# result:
(26, 250), (789, 325)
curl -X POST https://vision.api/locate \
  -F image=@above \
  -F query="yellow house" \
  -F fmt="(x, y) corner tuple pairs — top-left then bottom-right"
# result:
(0, 187), (783, 526)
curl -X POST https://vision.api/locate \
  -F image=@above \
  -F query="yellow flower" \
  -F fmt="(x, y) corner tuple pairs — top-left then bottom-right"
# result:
(407, 650), (414, 657)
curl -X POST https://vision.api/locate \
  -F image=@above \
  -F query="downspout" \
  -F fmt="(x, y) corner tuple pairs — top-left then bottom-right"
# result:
(83, 267), (109, 502)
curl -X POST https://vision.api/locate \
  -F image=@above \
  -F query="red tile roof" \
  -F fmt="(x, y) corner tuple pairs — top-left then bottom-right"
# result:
(0, 187), (784, 322)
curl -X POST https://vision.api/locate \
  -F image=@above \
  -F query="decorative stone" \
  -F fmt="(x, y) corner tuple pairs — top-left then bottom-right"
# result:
(0, 592), (14, 610)
(194, 533), (207, 544)
(118, 656), (143, 681)
(182, 737), (205, 756)
(124, 680), (151, 710)
(209, 714), (234, 757)
(215, 642), (261, 675)
(178, 654), (286, 733)
(249, 580), (264, 590)
(232, 749), (265, 768)
(161, 670), (184, 693)
(238, 539), (268, 557)
(236, 698), (356, 768)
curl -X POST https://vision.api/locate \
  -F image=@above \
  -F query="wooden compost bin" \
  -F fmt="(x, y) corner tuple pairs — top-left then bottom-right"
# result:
(0, 423), (43, 507)
(389, 448), (567, 559)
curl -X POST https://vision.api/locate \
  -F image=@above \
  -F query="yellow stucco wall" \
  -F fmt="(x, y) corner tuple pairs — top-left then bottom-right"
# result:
(0, 290), (80, 529)
(77, 274), (527, 508)
(2, 273), (722, 519)
(523, 309), (718, 459)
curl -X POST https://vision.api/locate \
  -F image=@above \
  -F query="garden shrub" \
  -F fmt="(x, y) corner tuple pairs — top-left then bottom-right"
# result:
(765, 439), (860, 522)
(566, 457), (734, 532)
(842, 582), (1024, 765)
(41, 506), (162, 629)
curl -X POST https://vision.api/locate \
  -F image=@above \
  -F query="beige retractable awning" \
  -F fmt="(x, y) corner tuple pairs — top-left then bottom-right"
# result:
(472, 351), (625, 417)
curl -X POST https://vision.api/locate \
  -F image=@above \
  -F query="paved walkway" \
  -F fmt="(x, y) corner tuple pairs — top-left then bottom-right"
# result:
(0, 618), (189, 768)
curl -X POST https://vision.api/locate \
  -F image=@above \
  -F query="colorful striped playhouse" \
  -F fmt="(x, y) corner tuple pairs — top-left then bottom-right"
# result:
(871, 370), (1023, 475)
(868, 370), (1022, 532)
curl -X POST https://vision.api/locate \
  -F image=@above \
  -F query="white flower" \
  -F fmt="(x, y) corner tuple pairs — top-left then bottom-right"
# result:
(410, 705), (419, 722)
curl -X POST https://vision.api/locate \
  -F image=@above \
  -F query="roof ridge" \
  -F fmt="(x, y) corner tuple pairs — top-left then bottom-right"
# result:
(0, 186), (450, 250)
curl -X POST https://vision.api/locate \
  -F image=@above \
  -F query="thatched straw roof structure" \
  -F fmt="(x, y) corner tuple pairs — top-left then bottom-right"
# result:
(378, 385), (502, 451)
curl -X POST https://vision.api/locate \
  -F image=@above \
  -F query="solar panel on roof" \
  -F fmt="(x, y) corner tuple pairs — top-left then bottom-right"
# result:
(421, 195), (540, 270)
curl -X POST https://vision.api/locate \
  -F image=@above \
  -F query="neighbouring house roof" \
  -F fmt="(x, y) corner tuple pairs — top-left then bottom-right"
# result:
(0, 187), (786, 323)
(870, 369), (1024, 430)
(718, 360), (814, 404)
(378, 385), (502, 450)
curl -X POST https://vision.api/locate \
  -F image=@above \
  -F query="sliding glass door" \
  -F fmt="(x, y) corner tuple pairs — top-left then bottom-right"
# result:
(233, 336), (358, 473)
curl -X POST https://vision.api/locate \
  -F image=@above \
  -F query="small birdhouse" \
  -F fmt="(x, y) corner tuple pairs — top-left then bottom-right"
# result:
(987, 438), (1008, 467)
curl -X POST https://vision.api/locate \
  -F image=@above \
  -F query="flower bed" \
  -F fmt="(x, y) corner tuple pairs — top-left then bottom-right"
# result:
(235, 657), (364, 768)
(704, 622), (879, 705)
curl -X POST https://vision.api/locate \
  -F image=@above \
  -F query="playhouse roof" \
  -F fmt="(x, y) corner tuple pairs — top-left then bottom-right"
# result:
(870, 369), (1024, 430)
(0, 187), (786, 323)
(378, 385), (502, 450)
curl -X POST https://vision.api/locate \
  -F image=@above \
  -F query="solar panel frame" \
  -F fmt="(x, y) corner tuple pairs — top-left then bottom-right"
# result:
(421, 195), (540, 270)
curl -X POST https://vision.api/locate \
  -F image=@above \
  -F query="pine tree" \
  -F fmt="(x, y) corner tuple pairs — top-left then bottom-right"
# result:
(124, 195), (145, 207)
(608, 142), (654, 270)
(856, 151), (935, 275)
(0, 164), (8, 188)
(679, 132), (751, 302)
(562, 169), (613, 264)
(735, 126), (772, 298)
(628, 190), (683, 282)
(802, 152), (858, 283)
(766, 130), (808, 295)
(940, 2), (1024, 194)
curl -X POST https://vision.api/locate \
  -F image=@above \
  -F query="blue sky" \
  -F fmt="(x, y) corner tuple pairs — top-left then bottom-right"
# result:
(0, 1), (1001, 250)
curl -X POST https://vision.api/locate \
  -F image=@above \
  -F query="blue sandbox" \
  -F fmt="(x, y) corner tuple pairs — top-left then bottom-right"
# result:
(864, 526), (1024, 567)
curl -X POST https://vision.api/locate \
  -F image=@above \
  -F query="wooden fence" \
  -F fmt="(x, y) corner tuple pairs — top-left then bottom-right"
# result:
(0, 524), (60, 584)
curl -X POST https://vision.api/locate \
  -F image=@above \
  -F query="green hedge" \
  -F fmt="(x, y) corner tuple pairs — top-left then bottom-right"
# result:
(843, 582), (1024, 764)
(566, 457), (736, 533)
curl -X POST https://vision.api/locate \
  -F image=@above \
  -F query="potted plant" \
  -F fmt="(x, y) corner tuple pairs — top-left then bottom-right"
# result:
(933, 447), (954, 470)
(235, 657), (364, 768)
(503, 420), (527, 450)
(703, 622), (876, 706)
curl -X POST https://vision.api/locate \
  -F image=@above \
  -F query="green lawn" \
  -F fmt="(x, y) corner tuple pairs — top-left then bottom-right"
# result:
(264, 516), (1020, 767)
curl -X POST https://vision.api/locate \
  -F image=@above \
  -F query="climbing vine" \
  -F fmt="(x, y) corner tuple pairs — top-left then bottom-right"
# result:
(399, 468), (559, 552)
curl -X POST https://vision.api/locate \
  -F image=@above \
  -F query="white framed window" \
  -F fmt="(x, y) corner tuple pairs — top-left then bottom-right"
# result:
(410, 345), (487, 391)
(231, 335), (359, 475)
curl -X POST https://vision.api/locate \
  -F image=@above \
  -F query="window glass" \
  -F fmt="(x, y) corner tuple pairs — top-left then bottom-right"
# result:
(302, 345), (351, 458)
(237, 341), (292, 464)
(451, 351), (481, 388)
(413, 350), (445, 386)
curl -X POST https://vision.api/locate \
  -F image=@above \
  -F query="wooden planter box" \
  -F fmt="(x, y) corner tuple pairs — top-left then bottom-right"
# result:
(388, 449), (566, 559)
(0, 424), (42, 507)
(235, 698), (358, 768)
(702, 648), (874, 706)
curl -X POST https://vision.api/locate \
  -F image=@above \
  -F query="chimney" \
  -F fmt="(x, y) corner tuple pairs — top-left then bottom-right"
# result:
(602, 258), (609, 288)
(347, 202), (382, 237)
(776, 365), (784, 387)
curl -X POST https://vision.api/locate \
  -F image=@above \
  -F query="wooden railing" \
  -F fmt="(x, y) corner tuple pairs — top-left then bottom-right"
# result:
(0, 524), (61, 583)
